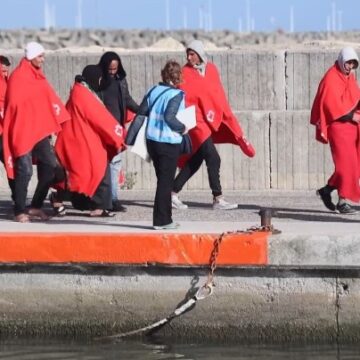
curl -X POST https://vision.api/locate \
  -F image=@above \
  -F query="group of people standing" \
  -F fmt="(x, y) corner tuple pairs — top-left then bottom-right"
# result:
(0, 40), (255, 228)
(0, 40), (359, 227)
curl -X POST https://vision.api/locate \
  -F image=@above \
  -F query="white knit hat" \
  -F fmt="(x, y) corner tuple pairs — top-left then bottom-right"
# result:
(25, 41), (45, 60)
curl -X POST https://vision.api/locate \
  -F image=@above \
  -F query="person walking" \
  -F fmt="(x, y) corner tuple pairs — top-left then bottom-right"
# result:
(54, 65), (125, 217)
(311, 47), (360, 214)
(0, 55), (10, 120)
(98, 52), (140, 212)
(0, 55), (16, 199)
(2, 42), (70, 222)
(171, 40), (255, 211)
(136, 60), (189, 230)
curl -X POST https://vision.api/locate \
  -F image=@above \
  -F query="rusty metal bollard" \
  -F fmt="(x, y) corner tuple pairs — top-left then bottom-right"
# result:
(258, 208), (281, 234)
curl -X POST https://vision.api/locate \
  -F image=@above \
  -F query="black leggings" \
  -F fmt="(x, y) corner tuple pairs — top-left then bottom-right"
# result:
(173, 137), (222, 197)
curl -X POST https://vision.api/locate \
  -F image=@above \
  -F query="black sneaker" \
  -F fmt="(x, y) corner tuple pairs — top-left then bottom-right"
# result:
(336, 203), (358, 215)
(111, 200), (127, 212)
(316, 187), (336, 211)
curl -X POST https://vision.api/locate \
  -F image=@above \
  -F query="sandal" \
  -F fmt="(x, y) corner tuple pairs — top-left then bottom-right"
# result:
(14, 213), (30, 223)
(89, 209), (115, 218)
(49, 192), (66, 217)
(53, 205), (67, 217)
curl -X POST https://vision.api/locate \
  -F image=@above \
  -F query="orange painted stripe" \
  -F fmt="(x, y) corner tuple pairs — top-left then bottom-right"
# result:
(0, 232), (269, 265)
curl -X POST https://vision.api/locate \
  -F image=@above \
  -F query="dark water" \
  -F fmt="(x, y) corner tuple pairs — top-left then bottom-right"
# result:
(0, 340), (360, 360)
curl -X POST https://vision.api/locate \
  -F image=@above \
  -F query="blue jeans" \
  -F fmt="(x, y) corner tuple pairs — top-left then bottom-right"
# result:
(110, 152), (122, 201)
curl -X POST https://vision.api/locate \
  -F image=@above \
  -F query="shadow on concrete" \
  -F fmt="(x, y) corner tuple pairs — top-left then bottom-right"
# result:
(271, 207), (360, 223)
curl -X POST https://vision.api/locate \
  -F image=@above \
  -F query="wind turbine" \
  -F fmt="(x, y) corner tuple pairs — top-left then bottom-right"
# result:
(76, 0), (83, 29)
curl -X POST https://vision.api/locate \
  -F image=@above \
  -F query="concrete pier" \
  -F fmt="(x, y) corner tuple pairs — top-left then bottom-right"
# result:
(0, 190), (359, 343)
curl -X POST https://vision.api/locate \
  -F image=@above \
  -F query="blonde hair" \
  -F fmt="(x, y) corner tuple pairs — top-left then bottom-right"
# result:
(161, 60), (182, 86)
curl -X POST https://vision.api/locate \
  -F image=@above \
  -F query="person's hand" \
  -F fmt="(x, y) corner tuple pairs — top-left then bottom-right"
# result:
(352, 111), (360, 123)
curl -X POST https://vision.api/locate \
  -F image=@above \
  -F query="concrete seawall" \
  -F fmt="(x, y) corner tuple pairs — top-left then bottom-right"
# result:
(0, 49), (349, 191)
(0, 190), (359, 343)
(1, 230), (360, 343)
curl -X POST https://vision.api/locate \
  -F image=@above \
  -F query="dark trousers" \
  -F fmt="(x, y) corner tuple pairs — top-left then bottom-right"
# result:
(147, 140), (181, 226)
(13, 137), (57, 215)
(90, 165), (112, 210)
(173, 137), (222, 197)
(55, 165), (112, 211)
(0, 136), (15, 199)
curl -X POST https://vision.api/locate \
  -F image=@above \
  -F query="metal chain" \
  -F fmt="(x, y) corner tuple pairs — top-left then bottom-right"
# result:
(97, 225), (275, 341)
(204, 225), (278, 289)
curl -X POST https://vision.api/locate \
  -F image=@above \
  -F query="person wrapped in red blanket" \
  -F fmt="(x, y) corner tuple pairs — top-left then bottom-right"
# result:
(0, 55), (10, 123)
(0, 55), (16, 200)
(311, 47), (360, 214)
(53, 65), (125, 217)
(2, 42), (70, 222)
(171, 40), (255, 211)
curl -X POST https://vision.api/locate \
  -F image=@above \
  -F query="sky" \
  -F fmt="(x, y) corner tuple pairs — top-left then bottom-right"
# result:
(0, 0), (359, 33)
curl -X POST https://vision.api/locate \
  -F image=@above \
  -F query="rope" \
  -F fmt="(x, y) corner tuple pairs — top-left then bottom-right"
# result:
(96, 285), (212, 341)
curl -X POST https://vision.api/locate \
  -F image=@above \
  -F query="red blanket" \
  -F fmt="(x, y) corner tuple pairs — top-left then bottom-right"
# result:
(310, 62), (360, 143)
(55, 83), (124, 197)
(2, 58), (70, 178)
(327, 121), (360, 202)
(179, 63), (255, 162)
(0, 69), (7, 134)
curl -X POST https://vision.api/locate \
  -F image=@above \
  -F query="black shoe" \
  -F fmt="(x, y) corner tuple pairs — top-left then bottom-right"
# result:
(111, 200), (127, 212)
(316, 187), (336, 211)
(336, 203), (358, 215)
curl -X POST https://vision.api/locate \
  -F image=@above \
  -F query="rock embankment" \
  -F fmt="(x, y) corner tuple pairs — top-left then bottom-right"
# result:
(1, 28), (360, 51)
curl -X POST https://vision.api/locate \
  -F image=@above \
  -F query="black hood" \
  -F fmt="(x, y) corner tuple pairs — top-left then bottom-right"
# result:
(76, 64), (103, 92)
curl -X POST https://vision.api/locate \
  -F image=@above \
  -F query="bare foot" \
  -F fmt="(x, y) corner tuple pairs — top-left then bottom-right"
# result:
(27, 208), (50, 221)
(14, 213), (30, 223)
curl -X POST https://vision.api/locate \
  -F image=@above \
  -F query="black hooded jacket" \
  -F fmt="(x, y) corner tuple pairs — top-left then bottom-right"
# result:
(98, 52), (139, 126)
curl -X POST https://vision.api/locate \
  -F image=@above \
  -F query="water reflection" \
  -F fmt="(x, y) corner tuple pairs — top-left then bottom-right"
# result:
(0, 340), (360, 359)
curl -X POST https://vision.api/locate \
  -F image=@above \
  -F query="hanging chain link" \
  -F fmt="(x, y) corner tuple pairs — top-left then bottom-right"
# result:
(204, 225), (278, 289)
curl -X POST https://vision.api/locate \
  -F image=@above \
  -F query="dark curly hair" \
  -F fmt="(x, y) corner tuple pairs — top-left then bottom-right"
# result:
(161, 60), (182, 86)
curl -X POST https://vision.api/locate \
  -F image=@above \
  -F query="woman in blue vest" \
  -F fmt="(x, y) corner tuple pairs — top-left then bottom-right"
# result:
(137, 60), (189, 230)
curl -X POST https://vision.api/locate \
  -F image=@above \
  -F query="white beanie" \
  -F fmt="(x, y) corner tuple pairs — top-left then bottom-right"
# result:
(25, 41), (45, 60)
(187, 40), (208, 64)
(337, 47), (359, 74)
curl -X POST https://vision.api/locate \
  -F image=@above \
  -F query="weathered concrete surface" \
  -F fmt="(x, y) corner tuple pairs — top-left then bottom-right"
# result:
(270, 235), (360, 267)
(0, 190), (359, 342)
(0, 272), (342, 343)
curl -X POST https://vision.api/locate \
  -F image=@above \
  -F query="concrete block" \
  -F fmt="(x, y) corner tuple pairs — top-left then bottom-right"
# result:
(227, 51), (286, 111)
(235, 111), (270, 190)
(286, 50), (343, 110)
(337, 278), (360, 343)
(269, 234), (360, 267)
(0, 272), (338, 342)
(270, 110), (333, 189)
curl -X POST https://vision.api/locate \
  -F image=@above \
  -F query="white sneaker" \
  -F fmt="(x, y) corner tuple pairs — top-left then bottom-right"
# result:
(153, 222), (180, 230)
(213, 197), (238, 210)
(171, 194), (188, 209)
